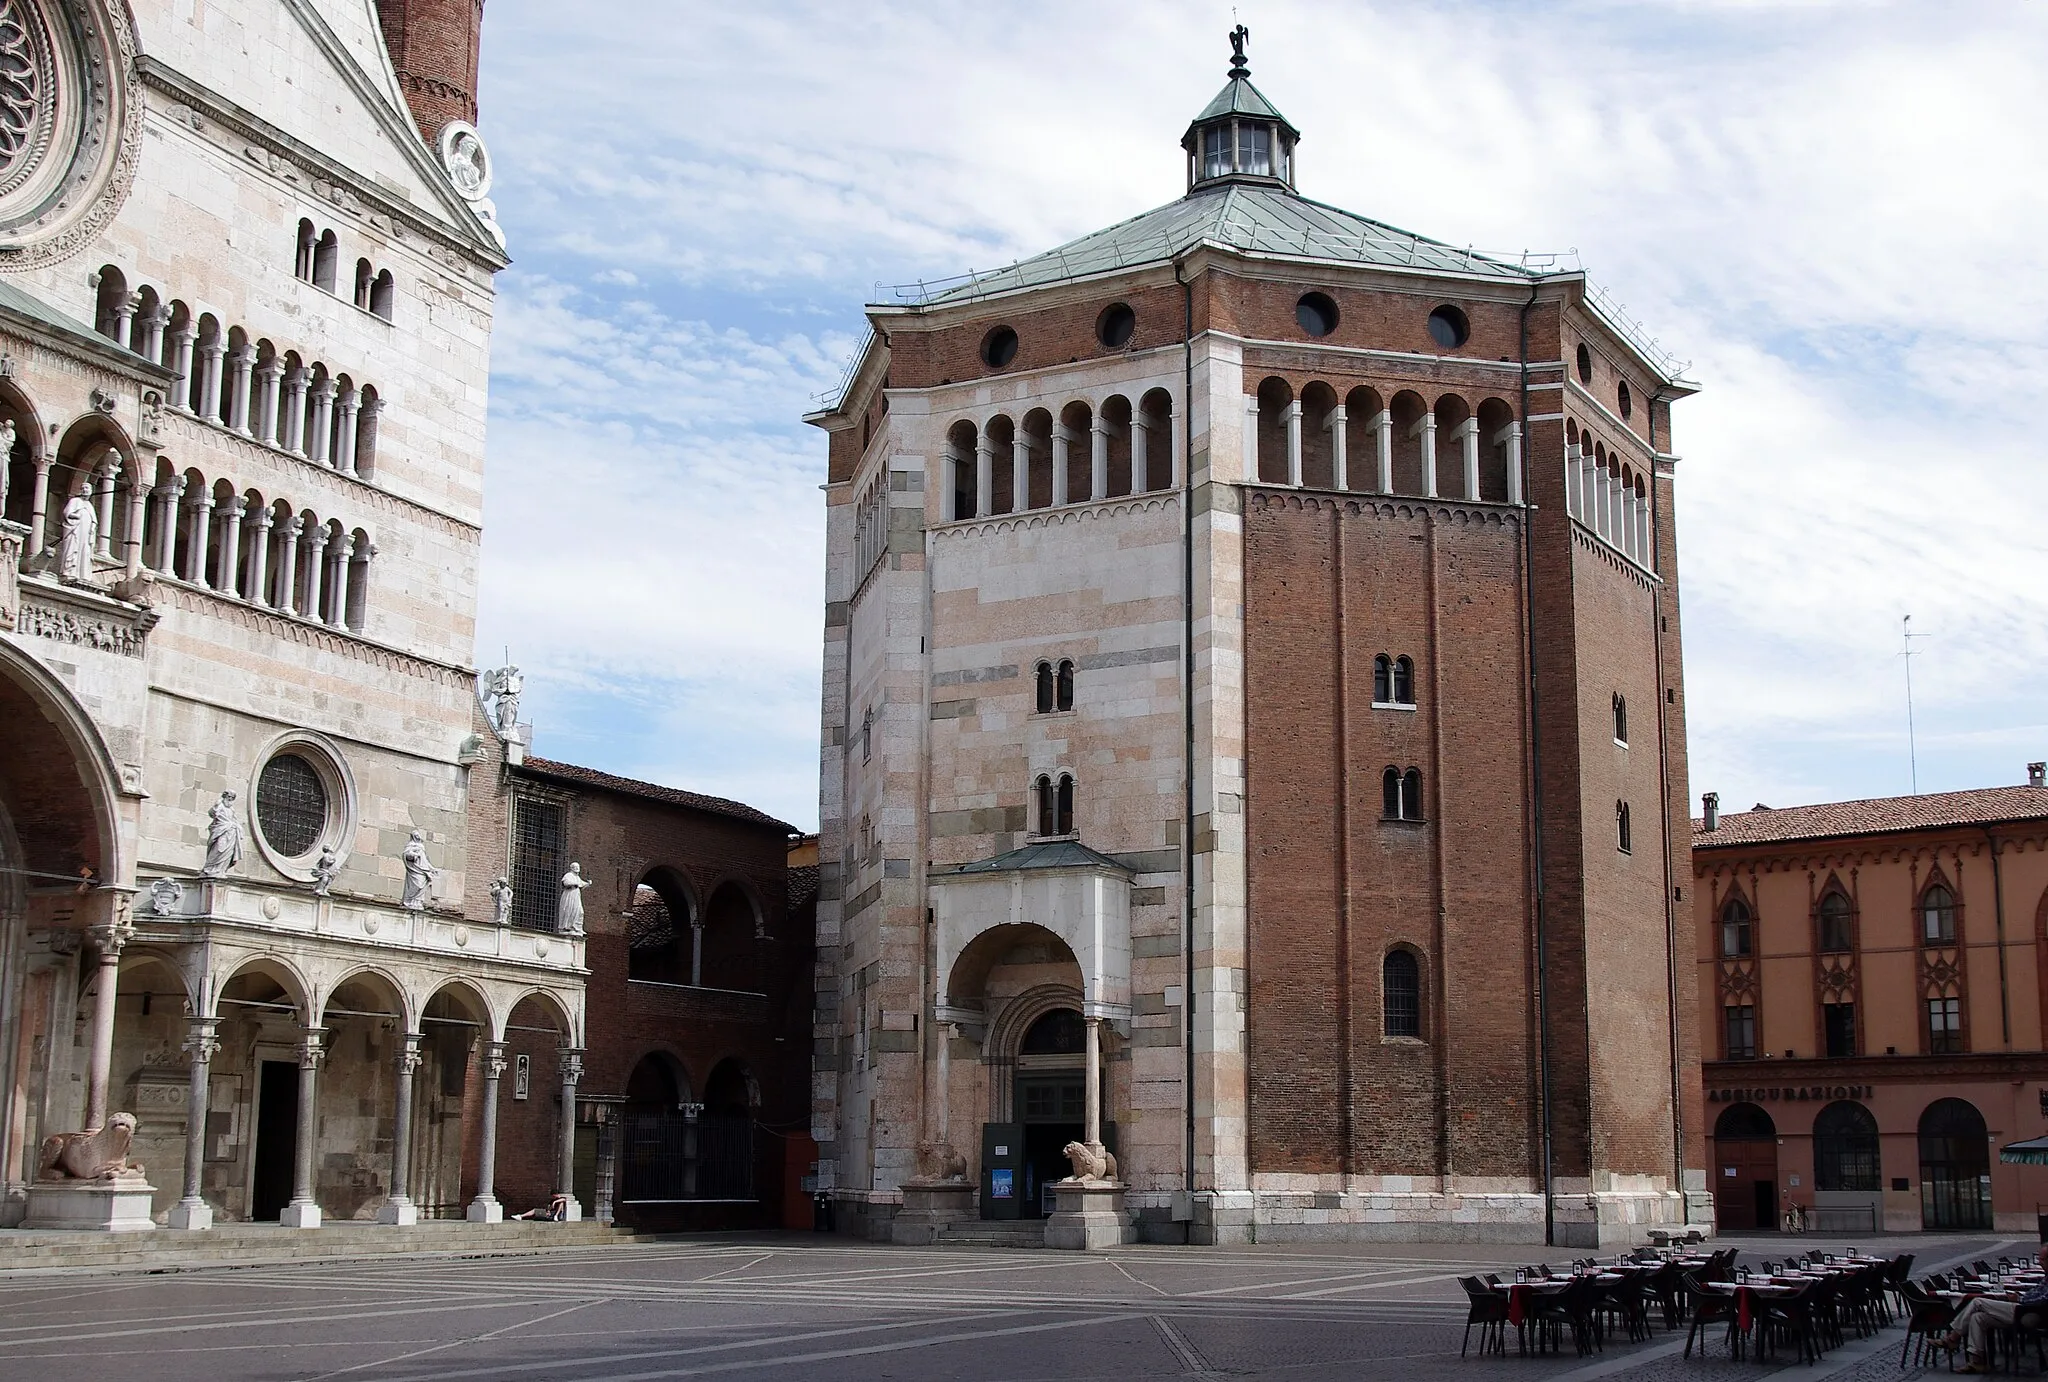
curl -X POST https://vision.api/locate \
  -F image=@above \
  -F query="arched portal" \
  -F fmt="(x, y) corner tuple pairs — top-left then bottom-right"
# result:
(1711, 1101), (1779, 1232)
(1919, 1097), (1991, 1230)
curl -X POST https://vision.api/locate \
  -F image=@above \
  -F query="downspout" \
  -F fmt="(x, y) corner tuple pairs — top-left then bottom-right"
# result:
(1985, 825), (2011, 1048)
(1648, 416), (1686, 1222)
(1177, 258), (1198, 1200)
(1517, 280), (1556, 1246)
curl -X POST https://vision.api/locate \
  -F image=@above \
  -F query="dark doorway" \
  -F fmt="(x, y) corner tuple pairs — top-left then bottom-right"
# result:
(1712, 1101), (1779, 1231)
(1017, 1072), (1083, 1219)
(1920, 1097), (1992, 1231)
(253, 1059), (299, 1221)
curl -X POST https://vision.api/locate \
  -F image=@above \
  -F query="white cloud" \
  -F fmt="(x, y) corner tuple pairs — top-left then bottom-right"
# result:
(474, 0), (2048, 826)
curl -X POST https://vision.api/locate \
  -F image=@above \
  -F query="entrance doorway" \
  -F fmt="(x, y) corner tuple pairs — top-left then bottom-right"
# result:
(252, 1059), (299, 1221)
(1712, 1102), (1779, 1231)
(1920, 1097), (1992, 1231)
(1018, 1071), (1083, 1218)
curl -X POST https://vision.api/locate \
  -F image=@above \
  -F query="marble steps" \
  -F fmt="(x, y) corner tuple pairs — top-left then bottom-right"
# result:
(0, 1219), (661, 1271)
(931, 1219), (1048, 1249)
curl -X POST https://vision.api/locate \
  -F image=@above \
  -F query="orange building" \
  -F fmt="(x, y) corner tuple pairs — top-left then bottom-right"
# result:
(1693, 771), (2048, 1234)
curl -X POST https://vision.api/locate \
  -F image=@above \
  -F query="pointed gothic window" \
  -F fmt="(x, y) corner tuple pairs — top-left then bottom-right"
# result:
(1921, 883), (1956, 945)
(1818, 891), (1853, 953)
(1720, 897), (1753, 958)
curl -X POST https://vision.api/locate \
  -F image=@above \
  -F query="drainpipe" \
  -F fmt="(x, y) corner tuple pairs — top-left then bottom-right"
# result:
(1648, 407), (1686, 1224)
(1517, 280), (1556, 1246)
(1985, 826), (2011, 1048)
(1177, 257), (1198, 1203)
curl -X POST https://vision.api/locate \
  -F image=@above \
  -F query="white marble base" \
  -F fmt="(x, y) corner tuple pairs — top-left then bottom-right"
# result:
(466, 1196), (503, 1224)
(376, 1197), (418, 1226)
(166, 1197), (214, 1231)
(24, 1178), (158, 1232)
(892, 1181), (975, 1245)
(279, 1199), (322, 1229)
(1045, 1180), (1128, 1251)
(559, 1197), (582, 1222)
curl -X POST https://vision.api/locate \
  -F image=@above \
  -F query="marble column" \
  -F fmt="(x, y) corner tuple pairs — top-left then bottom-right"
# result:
(1083, 1015), (1103, 1151)
(1090, 417), (1109, 500)
(1049, 426), (1069, 508)
(247, 506), (273, 608)
(974, 440), (992, 518)
(1329, 404), (1348, 491)
(140, 305), (168, 365)
(81, 918), (132, 1134)
(215, 495), (245, 598)
(556, 1047), (584, 1220)
(198, 340), (225, 422)
(151, 477), (183, 571)
(1564, 442), (1582, 517)
(93, 451), (119, 559)
(123, 475), (147, 581)
(112, 294), (136, 349)
(167, 1017), (219, 1230)
(1130, 416), (1149, 493)
(325, 533), (353, 627)
(689, 915), (704, 987)
(1420, 414), (1439, 498)
(467, 1041), (507, 1222)
(351, 542), (376, 629)
(280, 1027), (326, 1227)
(357, 396), (382, 476)
(1284, 400), (1303, 487)
(255, 360), (284, 446)
(283, 368), (309, 456)
(169, 326), (197, 412)
(1010, 435), (1029, 513)
(25, 454), (51, 557)
(228, 346), (256, 435)
(307, 378), (335, 467)
(1456, 419), (1480, 501)
(302, 526), (328, 621)
(1243, 396), (1258, 476)
(276, 516), (302, 615)
(186, 488), (213, 588)
(376, 1033), (422, 1225)
(1374, 410), (1394, 493)
(334, 390), (360, 477)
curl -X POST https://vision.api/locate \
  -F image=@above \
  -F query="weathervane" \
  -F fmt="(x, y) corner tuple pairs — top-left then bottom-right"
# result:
(1228, 23), (1250, 80)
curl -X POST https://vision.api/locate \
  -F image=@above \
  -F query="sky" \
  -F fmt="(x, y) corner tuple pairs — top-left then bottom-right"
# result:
(470, 0), (2048, 834)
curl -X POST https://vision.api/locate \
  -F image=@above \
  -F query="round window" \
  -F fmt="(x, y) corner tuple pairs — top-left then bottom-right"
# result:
(1576, 342), (1593, 384)
(1427, 305), (1470, 350)
(980, 325), (1019, 369)
(256, 753), (328, 858)
(1296, 292), (1339, 338)
(1097, 302), (1136, 349)
(1617, 379), (1633, 419)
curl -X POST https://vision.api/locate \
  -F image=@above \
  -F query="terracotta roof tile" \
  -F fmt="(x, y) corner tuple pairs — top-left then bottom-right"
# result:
(1694, 785), (2048, 848)
(519, 756), (794, 834)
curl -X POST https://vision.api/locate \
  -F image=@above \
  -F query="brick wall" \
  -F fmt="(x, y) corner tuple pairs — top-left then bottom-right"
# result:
(374, 0), (486, 141)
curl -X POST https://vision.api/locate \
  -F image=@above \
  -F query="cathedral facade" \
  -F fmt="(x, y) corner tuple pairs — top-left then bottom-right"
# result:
(0, 0), (584, 1229)
(810, 39), (1707, 1246)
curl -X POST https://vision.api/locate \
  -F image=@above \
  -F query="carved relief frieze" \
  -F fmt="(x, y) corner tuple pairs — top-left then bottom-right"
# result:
(11, 572), (156, 653)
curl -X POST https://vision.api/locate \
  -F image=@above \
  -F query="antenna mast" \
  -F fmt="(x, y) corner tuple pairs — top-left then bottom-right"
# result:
(1901, 614), (1927, 795)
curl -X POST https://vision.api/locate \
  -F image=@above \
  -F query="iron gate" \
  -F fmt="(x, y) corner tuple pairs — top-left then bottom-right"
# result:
(620, 1110), (754, 1201)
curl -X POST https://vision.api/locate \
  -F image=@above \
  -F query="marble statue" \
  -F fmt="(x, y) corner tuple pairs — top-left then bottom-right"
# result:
(482, 665), (522, 738)
(38, 1113), (143, 1180)
(490, 875), (513, 927)
(400, 829), (436, 911)
(0, 419), (14, 509)
(56, 484), (96, 582)
(914, 1140), (968, 1183)
(556, 862), (592, 936)
(311, 846), (339, 897)
(1060, 1141), (1118, 1184)
(200, 791), (241, 878)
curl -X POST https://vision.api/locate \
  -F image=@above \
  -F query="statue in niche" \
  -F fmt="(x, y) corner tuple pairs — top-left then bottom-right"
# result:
(556, 862), (592, 936)
(200, 791), (241, 878)
(489, 875), (513, 927)
(56, 482), (96, 583)
(400, 829), (436, 911)
(0, 419), (14, 509)
(311, 846), (339, 897)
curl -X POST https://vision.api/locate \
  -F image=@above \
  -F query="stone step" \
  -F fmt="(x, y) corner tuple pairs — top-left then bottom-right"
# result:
(0, 1219), (662, 1272)
(934, 1220), (1047, 1249)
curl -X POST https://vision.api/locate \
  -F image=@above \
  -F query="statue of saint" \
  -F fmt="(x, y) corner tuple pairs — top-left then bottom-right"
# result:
(200, 791), (241, 878)
(400, 829), (436, 911)
(556, 861), (593, 936)
(311, 846), (339, 897)
(56, 483), (96, 583)
(493, 665), (522, 737)
(0, 419), (14, 510)
(489, 875), (513, 927)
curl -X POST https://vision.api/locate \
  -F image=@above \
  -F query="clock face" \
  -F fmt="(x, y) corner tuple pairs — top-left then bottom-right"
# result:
(436, 119), (492, 201)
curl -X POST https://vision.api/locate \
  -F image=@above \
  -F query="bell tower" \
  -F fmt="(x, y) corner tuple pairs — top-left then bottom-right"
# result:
(374, 0), (487, 142)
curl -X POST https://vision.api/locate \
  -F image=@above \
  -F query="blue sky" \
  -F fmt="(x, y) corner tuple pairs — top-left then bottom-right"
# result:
(470, 1), (2048, 832)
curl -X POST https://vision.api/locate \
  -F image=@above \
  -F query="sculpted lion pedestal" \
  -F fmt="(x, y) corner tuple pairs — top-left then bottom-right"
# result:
(1045, 1140), (1129, 1251)
(891, 1140), (975, 1246)
(24, 1113), (158, 1232)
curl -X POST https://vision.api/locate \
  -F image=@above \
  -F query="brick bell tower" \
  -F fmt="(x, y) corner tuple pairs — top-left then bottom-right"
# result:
(375, 0), (486, 142)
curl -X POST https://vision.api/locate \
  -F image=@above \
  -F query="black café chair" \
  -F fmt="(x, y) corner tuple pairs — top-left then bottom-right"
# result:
(1681, 1272), (1739, 1360)
(1756, 1279), (1821, 1366)
(1898, 1279), (1958, 1370)
(1458, 1276), (1510, 1358)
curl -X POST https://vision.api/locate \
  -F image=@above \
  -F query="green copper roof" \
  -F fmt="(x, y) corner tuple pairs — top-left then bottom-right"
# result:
(0, 278), (166, 374)
(1188, 76), (1297, 136)
(898, 182), (1540, 307)
(934, 839), (1131, 876)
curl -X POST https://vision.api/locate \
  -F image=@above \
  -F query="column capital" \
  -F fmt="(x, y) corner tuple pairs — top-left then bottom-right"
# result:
(395, 1030), (424, 1074)
(170, 323), (197, 346)
(286, 365), (310, 387)
(216, 492), (245, 519)
(297, 1026), (328, 1068)
(197, 337), (224, 361)
(251, 505), (274, 533)
(559, 1047), (586, 1084)
(183, 1016), (221, 1062)
(310, 376), (336, 402)
(337, 390), (360, 415)
(144, 303), (171, 329)
(306, 526), (330, 553)
(86, 917), (135, 958)
(282, 514), (304, 540)
(479, 1039), (507, 1080)
(256, 357), (284, 381)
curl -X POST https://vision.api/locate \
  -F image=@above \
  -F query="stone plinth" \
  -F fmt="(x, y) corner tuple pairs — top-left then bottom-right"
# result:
(891, 1181), (975, 1245)
(167, 1197), (214, 1231)
(466, 1198), (503, 1224)
(280, 1200), (322, 1229)
(376, 1198), (419, 1226)
(24, 1177), (158, 1232)
(1045, 1180), (1128, 1250)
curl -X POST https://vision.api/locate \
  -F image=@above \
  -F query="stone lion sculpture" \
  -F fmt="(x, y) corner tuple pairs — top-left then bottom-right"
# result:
(913, 1139), (967, 1183)
(1061, 1140), (1117, 1184)
(36, 1112), (143, 1181)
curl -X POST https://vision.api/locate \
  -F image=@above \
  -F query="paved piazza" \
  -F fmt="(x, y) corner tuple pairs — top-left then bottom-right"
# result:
(0, 1233), (2019, 1381)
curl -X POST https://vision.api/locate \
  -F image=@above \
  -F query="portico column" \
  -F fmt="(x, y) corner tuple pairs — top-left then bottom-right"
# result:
(1089, 417), (1109, 500)
(556, 1047), (584, 1220)
(122, 473), (147, 581)
(1564, 442), (1581, 517)
(1581, 450), (1599, 526)
(215, 494), (244, 598)
(228, 346), (256, 435)
(1010, 435), (1029, 512)
(254, 360), (284, 445)
(307, 378), (335, 466)
(185, 487), (213, 587)
(1082, 1015), (1102, 1152)
(1373, 410), (1393, 493)
(24, 454), (50, 557)
(689, 914), (704, 986)
(334, 390), (360, 477)
(168, 1017), (219, 1230)
(1129, 416), (1149, 493)
(280, 1027), (326, 1227)
(467, 1040), (507, 1222)
(972, 439), (992, 517)
(151, 477), (183, 571)
(1329, 404), (1348, 490)
(1420, 414), (1439, 498)
(112, 293), (137, 349)
(276, 516), (302, 614)
(247, 506), (273, 606)
(198, 338), (225, 422)
(376, 1033), (422, 1225)
(82, 917), (133, 1134)
(1506, 422), (1524, 506)
(282, 367), (309, 456)
(302, 526), (328, 619)
(1242, 396), (1258, 476)
(140, 305), (168, 364)
(1456, 419), (1480, 501)
(1050, 426), (1069, 507)
(325, 532), (353, 626)
(93, 450), (118, 558)
(1284, 400), (1302, 486)
(169, 326), (197, 412)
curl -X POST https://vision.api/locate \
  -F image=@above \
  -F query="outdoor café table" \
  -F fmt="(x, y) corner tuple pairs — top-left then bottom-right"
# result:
(1494, 1273), (1623, 1353)
(1700, 1279), (1800, 1354)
